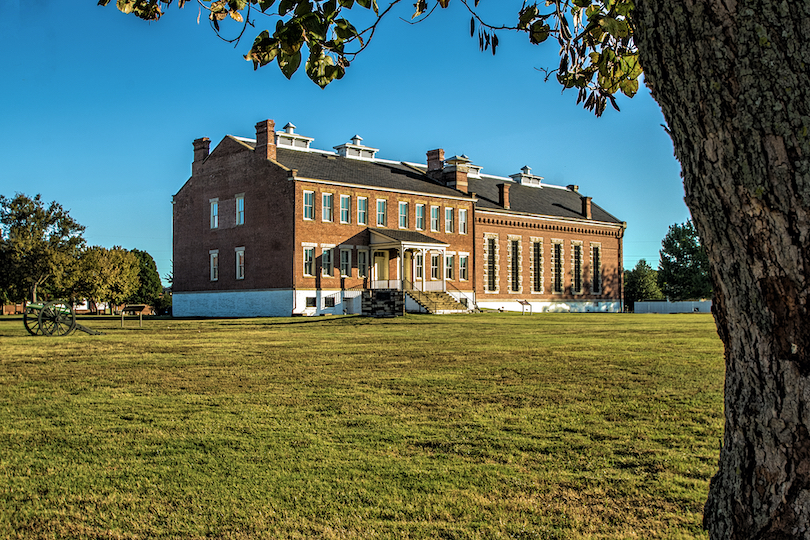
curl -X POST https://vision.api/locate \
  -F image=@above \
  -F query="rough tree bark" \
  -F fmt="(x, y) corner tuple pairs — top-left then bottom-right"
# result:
(633, 0), (810, 537)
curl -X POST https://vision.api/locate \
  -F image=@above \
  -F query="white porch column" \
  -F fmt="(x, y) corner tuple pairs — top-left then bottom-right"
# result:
(440, 247), (447, 292)
(420, 248), (427, 292)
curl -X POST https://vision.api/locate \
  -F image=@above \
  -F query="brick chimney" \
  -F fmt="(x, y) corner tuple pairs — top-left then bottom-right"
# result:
(582, 196), (593, 219)
(255, 119), (277, 161)
(498, 183), (510, 210)
(426, 148), (444, 181)
(192, 137), (210, 176)
(443, 155), (470, 194)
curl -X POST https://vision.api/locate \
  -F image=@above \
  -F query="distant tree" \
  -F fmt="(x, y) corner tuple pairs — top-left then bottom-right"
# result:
(624, 259), (664, 309)
(0, 193), (85, 302)
(126, 249), (163, 305)
(658, 221), (711, 301)
(76, 246), (139, 314)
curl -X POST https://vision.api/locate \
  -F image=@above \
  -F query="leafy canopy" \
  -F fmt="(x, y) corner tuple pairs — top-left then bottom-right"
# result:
(658, 220), (712, 301)
(0, 193), (86, 302)
(624, 258), (664, 308)
(100, 0), (639, 115)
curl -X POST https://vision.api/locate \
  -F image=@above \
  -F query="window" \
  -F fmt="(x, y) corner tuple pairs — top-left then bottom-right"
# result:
(304, 248), (315, 276)
(210, 199), (219, 229)
(324, 296), (336, 308)
(357, 197), (368, 225)
(573, 243), (584, 294)
(445, 254), (454, 280)
(459, 255), (469, 281)
(340, 195), (351, 224)
(399, 202), (409, 228)
(531, 240), (543, 293)
(376, 199), (387, 227)
(416, 253), (423, 279)
(303, 191), (314, 220)
(486, 236), (498, 292)
(416, 204), (425, 230)
(306, 297), (317, 308)
(445, 207), (454, 233)
(235, 247), (245, 280)
(322, 248), (333, 277)
(235, 194), (245, 225)
(510, 239), (520, 292)
(591, 244), (602, 294)
(340, 249), (351, 277)
(430, 206), (440, 231)
(552, 241), (564, 293)
(358, 251), (369, 278)
(209, 250), (219, 281)
(322, 193), (333, 222)
(431, 254), (440, 280)
(459, 209), (467, 234)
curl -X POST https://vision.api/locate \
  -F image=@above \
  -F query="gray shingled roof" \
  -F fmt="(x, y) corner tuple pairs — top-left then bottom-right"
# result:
(239, 139), (621, 224)
(369, 228), (448, 245)
(275, 148), (466, 198)
(467, 177), (622, 223)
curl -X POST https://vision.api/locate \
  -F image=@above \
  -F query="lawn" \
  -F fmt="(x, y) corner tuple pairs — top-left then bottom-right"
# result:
(0, 312), (725, 539)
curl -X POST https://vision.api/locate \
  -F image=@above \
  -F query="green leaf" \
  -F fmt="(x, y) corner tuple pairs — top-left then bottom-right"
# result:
(529, 21), (550, 44)
(338, 0), (354, 6)
(278, 49), (302, 79)
(305, 48), (339, 88)
(278, 0), (294, 15)
(258, 0), (275, 11)
(228, 0), (248, 10)
(295, 0), (312, 15)
(334, 18), (359, 40)
(572, 0), (590, 6)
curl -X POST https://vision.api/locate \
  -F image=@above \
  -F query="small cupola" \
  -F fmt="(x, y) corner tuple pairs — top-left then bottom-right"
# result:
(334, 135), (379, 160)
(510, 165), (544, 187)
(275, 122), (315, 150)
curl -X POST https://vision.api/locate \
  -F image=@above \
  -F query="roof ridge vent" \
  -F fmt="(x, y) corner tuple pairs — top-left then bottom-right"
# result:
(510, 165), (544, 188)
(334, 135), (379, 160)
(275, 121), (314, 150)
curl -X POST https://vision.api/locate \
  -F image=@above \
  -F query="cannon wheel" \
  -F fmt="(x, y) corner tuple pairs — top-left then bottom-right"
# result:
(23, 305), (44, 335)
(37, 301), (77, 337)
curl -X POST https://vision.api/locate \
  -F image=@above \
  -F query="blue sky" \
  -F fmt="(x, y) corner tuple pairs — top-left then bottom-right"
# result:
(0, 1), (689, 284)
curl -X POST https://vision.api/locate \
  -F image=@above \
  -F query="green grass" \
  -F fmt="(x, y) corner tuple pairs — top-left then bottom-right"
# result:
(0, 313), (724, 539)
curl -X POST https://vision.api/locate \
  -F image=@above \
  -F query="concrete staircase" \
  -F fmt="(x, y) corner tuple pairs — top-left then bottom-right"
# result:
(406, 290), (469, 314)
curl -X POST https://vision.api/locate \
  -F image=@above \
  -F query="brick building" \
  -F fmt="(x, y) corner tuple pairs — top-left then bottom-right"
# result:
(172, 119), (626, 317)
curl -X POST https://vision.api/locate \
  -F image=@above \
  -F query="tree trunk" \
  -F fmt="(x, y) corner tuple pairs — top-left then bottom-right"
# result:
(634, 1), (810, 537)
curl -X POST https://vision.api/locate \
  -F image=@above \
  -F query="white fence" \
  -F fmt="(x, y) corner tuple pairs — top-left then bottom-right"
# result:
(633, 300), (712, 314)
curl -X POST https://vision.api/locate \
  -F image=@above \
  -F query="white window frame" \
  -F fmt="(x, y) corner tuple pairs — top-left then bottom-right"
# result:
(459, 208), (467, 234)
(445, 207), (454, 233)
(358, 250), (369, 278)
(430, 254), (440, 280)
(398, 201), (409, 229)
(572, 241), (584, 295)
(530, 238), (544, 294)
(445, 254), (455, 280)
(552, 240), (564, 294)
(322, 193), (334, 222)
(357, 197), (368, 225)
(235, 193), (245, 226)
(416, 253), (424, 279)
(376, 199), (387, 227)
(459, 254), (469, 281)
(303, 191), (315, 220)
(210, 198), (219, 229)
(209, 249), (219, 281)
(340, 248), (352, 277)
(591, 243), (603, 295)
(322, 247), (333, 277)
(430, 206), (440, 232)
(303, 247), (315, 277)
(416, 204), (425, 230)
(340, 195), (351, 224)
(235, 247), (245, 280)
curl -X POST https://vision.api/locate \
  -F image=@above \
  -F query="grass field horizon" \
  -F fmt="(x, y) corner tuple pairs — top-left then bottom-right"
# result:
(0, 313), (724, 539)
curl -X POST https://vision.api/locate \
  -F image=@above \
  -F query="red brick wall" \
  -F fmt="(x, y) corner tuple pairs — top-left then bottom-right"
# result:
(173, 138), (296, 293)
(292, 181), (476, 290)
(473, 211), (624, 302)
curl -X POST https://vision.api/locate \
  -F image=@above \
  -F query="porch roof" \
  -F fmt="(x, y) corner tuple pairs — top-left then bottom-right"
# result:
(368, 228), (449, 250)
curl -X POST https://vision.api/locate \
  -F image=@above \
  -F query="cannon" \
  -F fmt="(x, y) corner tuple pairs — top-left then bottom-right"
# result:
(24, 301), (104, 337)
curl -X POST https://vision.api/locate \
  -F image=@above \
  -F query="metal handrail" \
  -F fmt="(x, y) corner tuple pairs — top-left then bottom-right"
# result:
(403, 278), (438, 313)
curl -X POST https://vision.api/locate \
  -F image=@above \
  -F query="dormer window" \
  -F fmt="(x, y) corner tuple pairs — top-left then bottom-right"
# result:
(334, 135), (379, 160)
(510, 165), (544, 188)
